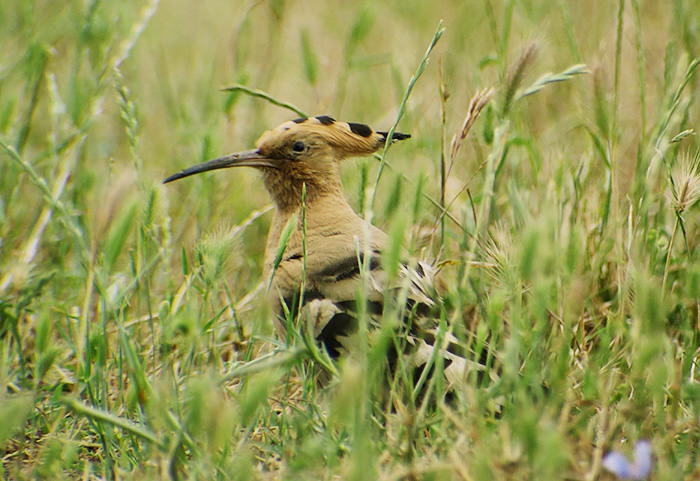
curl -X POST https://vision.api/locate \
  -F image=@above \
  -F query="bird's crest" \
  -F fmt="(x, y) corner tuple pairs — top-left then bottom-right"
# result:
(163, 116), (410, 185)
(256, 115), (410, 158)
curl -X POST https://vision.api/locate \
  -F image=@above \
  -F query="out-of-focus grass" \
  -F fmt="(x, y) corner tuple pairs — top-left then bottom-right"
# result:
(2, 0), (700, 479)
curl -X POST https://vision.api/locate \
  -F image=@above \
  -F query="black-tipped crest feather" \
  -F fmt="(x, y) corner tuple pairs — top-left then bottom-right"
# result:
(377, 131), (411, 143)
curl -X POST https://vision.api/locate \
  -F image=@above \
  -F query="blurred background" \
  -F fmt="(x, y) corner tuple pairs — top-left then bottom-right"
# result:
(2, 0), (700, 479)
(2, 0), (694, 271)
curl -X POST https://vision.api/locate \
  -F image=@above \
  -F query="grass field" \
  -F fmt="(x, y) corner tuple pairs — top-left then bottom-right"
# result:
(2, 0), (700, 479)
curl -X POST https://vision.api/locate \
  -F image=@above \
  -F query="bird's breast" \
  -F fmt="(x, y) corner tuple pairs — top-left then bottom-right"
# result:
(263, 196), (387, 320)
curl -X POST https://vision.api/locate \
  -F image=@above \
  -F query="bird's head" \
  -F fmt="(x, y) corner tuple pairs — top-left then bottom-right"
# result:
(164, 116), (410, 210)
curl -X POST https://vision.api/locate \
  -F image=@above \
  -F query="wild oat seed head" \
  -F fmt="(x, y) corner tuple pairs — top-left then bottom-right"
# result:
(671, 151), (700, 214)
(481, 223), (517, 289)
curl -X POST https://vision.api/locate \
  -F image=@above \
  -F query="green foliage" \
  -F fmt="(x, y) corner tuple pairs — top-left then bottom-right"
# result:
(300, 28), (319, 86)
(0, 394), (33, 446)
(1, 0), (700, 479)
(268, 213), (297, 290)
(103, 199), (139, 271)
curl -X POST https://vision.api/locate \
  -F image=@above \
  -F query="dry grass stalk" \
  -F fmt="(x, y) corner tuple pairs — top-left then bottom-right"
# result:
(449, 87), (495, 163)
(432, 87), (494, 240)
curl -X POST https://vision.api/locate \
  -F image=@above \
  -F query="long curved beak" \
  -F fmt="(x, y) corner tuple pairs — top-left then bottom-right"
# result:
(163, 149), (277, 184)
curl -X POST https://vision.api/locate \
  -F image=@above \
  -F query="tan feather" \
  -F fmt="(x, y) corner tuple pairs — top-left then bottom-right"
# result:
(165, 117), (474, 394)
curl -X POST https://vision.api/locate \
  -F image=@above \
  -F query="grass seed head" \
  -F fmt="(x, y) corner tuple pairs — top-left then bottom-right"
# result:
(670, 151), (700, 214)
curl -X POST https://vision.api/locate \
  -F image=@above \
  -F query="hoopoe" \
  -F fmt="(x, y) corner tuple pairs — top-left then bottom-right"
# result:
(165, 116), (472, 390)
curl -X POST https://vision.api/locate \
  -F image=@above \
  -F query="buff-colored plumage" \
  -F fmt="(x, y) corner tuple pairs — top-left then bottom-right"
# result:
(164, 116), (475, 389)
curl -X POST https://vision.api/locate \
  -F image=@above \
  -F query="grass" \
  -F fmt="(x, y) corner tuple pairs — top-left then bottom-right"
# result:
(2, 0), (700, 479)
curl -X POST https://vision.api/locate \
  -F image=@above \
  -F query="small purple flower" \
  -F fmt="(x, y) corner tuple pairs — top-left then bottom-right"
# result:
(602, 440), (652, 480)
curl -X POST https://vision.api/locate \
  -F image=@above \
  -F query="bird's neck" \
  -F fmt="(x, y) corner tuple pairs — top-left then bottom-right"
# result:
(263, 191), (362, 273)
(261, 169), (344, 212)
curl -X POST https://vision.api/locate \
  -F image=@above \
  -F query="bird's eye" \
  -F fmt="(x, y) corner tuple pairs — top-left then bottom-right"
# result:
(292, 141), (306, 153)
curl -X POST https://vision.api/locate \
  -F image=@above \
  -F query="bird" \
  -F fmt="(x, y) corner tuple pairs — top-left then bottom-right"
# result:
(164, 115), (475, 393)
